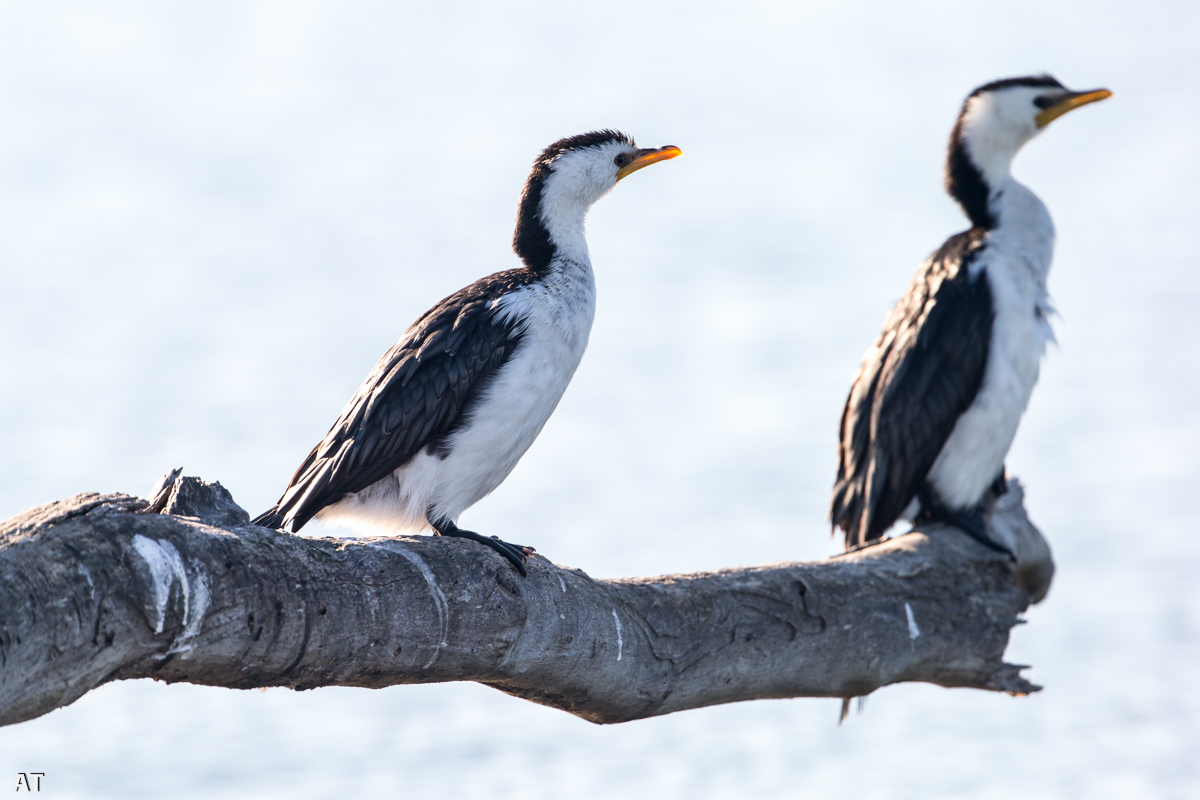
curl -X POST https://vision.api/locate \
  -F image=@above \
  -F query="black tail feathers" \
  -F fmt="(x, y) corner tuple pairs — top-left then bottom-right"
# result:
(251, 507), (287, 530)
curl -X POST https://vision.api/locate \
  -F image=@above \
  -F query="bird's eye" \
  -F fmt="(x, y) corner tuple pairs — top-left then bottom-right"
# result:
(1032, 95), (1056, 109)
(614, 153), (628, 167)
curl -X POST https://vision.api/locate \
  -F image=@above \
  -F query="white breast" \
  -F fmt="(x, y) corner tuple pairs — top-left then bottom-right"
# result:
(429, 259), (596, 520)
(927, 179), (1056, 510)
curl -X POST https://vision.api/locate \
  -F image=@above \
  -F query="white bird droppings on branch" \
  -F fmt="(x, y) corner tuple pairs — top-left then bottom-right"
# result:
(905, 601), (921, 640)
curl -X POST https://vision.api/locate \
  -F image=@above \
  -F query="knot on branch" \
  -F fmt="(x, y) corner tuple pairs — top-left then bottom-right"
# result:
(143, 469), (250, 528)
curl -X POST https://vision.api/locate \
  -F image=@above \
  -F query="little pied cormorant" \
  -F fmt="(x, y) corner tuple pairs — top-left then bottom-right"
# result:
(253, 130), (681, 575)
(830, 75), (1111, 556)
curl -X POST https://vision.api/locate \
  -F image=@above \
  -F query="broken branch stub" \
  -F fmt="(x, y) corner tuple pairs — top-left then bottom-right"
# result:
(0, 474), (1052, 728)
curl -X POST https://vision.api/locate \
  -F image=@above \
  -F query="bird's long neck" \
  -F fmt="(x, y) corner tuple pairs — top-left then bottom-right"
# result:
(513, 166), (594, 276)
(947, 130), (1016, 230)
(949, 131), (1055, 285)
(538, 196), (593, 271)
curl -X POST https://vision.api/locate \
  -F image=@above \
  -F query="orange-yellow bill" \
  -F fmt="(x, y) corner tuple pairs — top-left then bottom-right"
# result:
(616, 145), (682, 180)
(1035, 89), (1113, 128)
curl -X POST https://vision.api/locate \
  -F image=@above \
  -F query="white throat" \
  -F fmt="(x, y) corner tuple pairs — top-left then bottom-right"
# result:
(537, 189), (593, 267)
(960, 125), (1021, 191)
(535, 148), (622, 267)
(957, 89), (1046, 190)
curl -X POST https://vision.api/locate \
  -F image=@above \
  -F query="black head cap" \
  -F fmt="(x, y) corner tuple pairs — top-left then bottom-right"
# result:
(967, 73), (1065, 98)
(513, 130), (635, 272)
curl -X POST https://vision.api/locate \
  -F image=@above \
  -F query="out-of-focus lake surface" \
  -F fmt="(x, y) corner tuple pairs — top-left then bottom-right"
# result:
(1, 1), (1197, 797)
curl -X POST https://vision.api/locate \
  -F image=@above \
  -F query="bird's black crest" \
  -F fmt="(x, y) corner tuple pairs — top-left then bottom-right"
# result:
(512, 130), (634, 273)
(968, 74), (1064, 97)
(544, 129), (634, 155)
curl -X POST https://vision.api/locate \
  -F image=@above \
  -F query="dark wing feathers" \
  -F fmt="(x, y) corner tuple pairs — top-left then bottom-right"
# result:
(830, 229), (994, 548)
(253, 269), (535, 532)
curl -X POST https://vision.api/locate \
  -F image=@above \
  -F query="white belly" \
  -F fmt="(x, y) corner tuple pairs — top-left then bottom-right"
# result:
(427, 319), (589, 520)
(926, 253), (1054, 509)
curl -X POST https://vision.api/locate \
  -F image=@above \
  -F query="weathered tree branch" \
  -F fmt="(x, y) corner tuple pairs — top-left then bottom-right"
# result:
(0, 473), (1052, 728)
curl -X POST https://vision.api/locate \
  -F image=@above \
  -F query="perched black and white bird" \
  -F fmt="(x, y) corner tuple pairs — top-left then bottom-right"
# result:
(830, 75), (1111, 555)
(253, 130), (681, 575)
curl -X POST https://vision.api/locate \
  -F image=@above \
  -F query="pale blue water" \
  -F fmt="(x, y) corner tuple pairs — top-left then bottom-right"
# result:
(0, 1), (1197, 797)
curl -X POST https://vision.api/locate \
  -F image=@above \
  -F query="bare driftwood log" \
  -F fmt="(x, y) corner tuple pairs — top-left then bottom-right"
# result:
(0, 473), (1052, 728)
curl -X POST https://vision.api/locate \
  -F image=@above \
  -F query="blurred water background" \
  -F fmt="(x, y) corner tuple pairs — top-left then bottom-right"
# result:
(0, 0), (1197, 797)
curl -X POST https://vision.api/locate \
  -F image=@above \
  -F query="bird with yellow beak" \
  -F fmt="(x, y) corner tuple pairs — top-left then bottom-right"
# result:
(831, 75), (1112, 557)
(254, 131), (680, 576)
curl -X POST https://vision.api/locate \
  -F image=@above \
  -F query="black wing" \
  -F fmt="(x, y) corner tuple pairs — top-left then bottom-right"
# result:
(830, 229), (994, 548)
(254, 269), (535, 531)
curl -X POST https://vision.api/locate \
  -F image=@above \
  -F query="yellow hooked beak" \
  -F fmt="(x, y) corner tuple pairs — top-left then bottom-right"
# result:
(616, 145), (682, 181)
(1035, 88), (1113, 128)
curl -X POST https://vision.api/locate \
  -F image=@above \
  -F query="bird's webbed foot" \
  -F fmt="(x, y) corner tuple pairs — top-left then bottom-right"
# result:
(430, 520), (532, 577)
(938, 506), (1016, 562)
(990, 468), (1009, 498)
(917, 498), (1015, 562)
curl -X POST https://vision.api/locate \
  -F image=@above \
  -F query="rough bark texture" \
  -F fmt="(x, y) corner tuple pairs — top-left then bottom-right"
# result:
(0, 473), (1052, 728)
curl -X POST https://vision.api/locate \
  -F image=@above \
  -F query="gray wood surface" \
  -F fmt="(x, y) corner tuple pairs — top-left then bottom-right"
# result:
(0, 472), (1052, 727)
